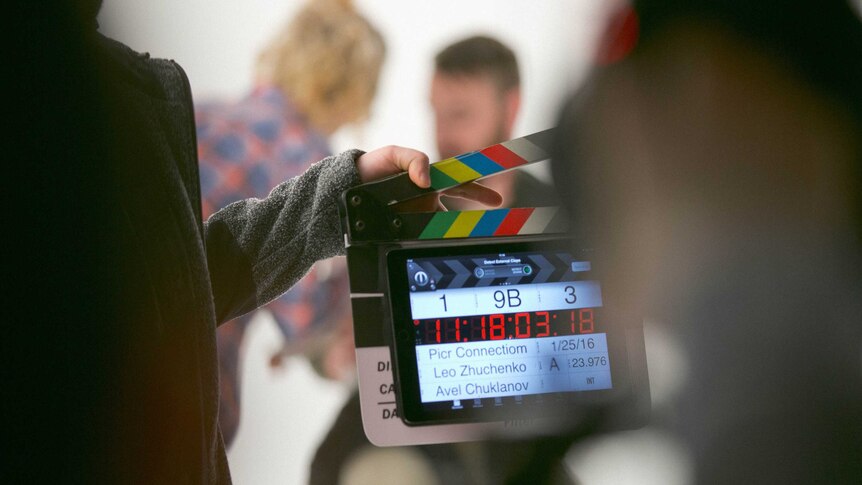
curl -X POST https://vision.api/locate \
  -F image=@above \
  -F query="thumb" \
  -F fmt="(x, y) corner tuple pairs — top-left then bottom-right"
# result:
(357, 146), (430, 188)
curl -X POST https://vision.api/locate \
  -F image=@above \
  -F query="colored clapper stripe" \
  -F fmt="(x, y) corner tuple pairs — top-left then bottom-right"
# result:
(501, 137), (548, 163)
(518, 207), (558, 234)
(480, 144), (528, 169)
(428, 136), (550, 190)
(443, 211), (486, 238)
(494, 208), (534, 236)
(416, 207), (563, 240)
(419, 211), (460, 239)
(456, 151), (504, 176)
(429, 167), (459, 190)
(469, 209), (510, 237)
(432, 158), (481, 186)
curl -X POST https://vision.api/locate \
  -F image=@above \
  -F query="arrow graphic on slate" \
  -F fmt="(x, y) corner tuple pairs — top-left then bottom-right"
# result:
(422, 261), (444, 289)
(444, 259), (471, 289)
(530, 254), (556, 284)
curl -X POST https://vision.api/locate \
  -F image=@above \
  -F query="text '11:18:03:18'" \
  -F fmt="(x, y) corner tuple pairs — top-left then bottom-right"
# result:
(414, 308), (597, 345)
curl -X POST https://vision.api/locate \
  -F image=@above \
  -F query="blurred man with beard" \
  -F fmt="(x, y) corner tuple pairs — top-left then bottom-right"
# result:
(431, 35), (558, 209)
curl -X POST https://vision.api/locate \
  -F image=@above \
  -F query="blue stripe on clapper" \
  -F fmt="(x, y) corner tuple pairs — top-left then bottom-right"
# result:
(469, 209), (510, 237)
(457, 151), (505, 176)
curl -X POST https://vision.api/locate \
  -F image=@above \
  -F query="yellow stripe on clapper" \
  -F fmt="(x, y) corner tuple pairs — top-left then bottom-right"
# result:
(443, 210), (486, 238)
(434, 158), (482, 183)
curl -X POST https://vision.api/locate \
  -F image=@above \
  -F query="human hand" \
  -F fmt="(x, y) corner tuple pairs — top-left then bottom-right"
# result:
(356, 146), (503, 210)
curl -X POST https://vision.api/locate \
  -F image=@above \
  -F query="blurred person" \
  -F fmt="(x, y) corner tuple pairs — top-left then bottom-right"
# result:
(195, 0), (384, 447)
(431, 35), (520, 161)
(431, 35), (559, 209)
(552, 0), (862, 483)
(6, 1), (502, 482)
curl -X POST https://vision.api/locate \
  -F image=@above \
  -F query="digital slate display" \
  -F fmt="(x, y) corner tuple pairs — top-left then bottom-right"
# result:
(388, 240), (624, 425)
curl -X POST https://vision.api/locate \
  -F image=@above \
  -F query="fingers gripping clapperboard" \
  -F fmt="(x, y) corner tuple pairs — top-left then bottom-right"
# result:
(338, 129), (650, 446)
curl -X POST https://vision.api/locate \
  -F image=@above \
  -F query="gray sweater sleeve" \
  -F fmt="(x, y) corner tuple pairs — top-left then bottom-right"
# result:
(204, 149), (363, 324)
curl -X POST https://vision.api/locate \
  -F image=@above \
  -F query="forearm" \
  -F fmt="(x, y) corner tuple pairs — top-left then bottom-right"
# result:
(204, 149), (362, 323)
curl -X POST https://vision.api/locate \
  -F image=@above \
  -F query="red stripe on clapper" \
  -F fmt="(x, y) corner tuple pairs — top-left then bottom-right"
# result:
(481, 144), (528, 169)
(493, 208), (534, 236)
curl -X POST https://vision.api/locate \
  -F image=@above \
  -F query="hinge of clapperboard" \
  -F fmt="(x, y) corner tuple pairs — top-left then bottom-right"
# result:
(341, 128), (567, 245)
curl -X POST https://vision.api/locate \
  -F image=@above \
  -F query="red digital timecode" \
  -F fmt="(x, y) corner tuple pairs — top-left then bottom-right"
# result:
(414, 309), (596, 344)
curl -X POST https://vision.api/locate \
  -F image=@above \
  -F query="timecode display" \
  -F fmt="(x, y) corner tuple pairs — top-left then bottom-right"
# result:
(414, 308), (600, 345)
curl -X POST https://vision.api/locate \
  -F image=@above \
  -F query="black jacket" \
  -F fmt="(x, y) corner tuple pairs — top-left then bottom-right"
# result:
(6, 29), (360, 483)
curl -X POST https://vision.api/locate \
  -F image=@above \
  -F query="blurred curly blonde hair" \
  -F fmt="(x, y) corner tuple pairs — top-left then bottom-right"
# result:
(256, 0), (385, 133)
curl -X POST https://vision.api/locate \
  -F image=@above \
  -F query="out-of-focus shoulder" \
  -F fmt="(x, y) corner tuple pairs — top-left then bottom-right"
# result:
(94, 33), (190, 104)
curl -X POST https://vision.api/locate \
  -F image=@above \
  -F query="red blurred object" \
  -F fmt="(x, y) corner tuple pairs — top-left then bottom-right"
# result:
(596, 4), (639, 65)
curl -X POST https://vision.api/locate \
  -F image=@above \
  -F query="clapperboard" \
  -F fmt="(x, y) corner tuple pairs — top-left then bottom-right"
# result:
(338, 129), (650, 446)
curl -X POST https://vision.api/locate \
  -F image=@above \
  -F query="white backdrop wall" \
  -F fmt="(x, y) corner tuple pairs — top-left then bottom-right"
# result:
(97, 2), (615, 483)
(99, 0), (615, 158)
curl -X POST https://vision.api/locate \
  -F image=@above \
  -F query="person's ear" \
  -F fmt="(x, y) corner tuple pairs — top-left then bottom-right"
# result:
(503, 88), (521, 134)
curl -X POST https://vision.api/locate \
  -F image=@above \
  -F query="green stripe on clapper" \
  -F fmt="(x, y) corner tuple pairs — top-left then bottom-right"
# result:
(429, 166), (460, 190)
(419, 211), (460, 239)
